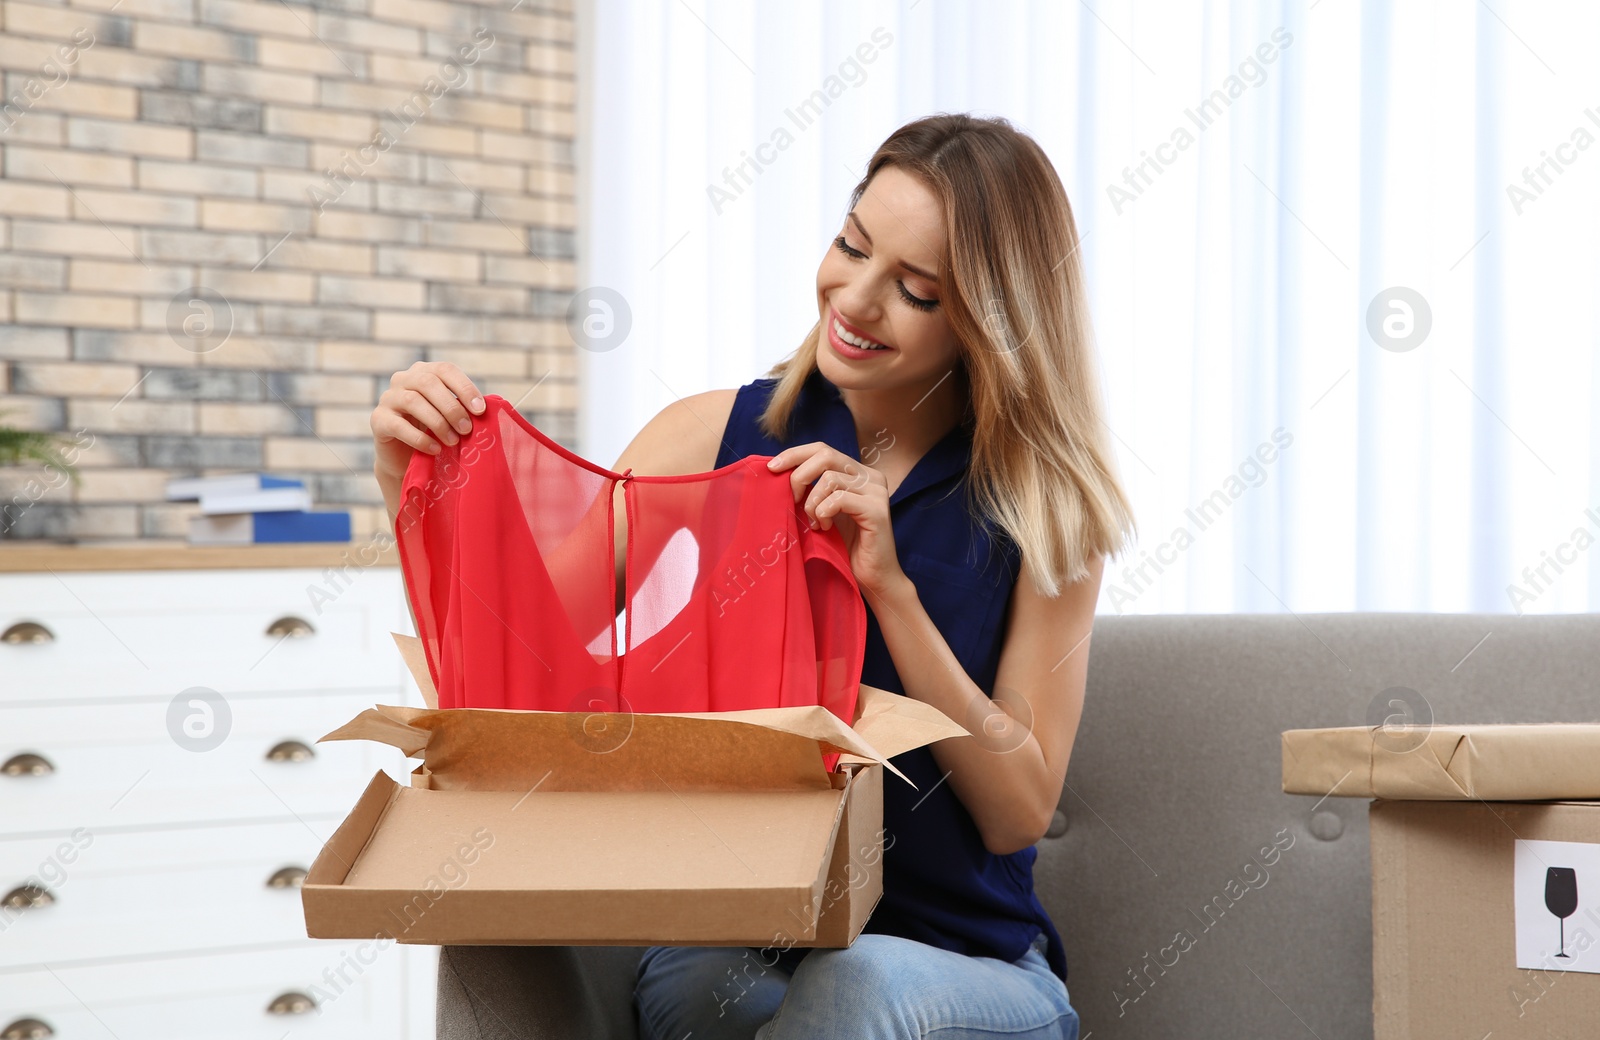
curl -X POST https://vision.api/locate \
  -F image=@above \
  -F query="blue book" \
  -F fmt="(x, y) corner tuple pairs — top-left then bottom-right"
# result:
(188, 510), (352, 545)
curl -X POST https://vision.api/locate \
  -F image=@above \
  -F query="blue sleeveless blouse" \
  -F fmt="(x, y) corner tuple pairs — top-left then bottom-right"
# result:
(712, 367), (1069, 984)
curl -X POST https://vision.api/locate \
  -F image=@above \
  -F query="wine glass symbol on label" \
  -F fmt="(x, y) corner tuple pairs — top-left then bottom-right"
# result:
(1544, 866), (1579, 959)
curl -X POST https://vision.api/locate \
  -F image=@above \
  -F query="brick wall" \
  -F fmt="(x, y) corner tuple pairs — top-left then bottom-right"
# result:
(0, 0), (578, 543)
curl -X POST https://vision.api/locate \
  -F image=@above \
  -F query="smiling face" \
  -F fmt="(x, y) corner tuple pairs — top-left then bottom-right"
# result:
(815, 166), (964, 392)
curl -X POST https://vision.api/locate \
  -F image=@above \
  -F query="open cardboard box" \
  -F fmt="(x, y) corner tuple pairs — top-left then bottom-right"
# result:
(301, 633), (969, 948)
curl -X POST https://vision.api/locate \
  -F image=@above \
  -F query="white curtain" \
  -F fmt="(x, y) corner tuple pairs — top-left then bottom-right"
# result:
(577, 0), (1600, 615)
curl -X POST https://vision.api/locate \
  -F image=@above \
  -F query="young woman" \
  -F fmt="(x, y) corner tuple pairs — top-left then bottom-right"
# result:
(370, 113), (1134, 1040)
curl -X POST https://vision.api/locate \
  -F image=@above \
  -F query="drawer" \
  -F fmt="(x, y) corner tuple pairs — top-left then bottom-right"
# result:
(0, 817), (325, 879)
(2, 688), (412, 750)
(0, 821), (333, 969)
(0, 942), (405, 1039)
(0, 568), (407, 702)
(0, 733), (404, 835)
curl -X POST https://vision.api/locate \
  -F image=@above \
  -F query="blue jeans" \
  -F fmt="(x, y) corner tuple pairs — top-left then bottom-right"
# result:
(634, 932), (1080, 1040)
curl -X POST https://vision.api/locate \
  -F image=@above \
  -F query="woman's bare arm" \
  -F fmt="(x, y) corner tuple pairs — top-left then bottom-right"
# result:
(867, 553), (1105, 856)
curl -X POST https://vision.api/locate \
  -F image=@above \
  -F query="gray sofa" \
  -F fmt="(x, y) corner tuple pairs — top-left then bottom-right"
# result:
(435, 612), (1600, 1039)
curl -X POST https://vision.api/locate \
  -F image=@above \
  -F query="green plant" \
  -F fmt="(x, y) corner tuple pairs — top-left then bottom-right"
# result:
(0, 410), (81, 485)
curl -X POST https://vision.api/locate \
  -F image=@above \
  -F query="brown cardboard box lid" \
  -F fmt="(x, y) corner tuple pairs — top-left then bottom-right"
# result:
(347, 633), (967, 792)
(1282, 723), (1600, 799)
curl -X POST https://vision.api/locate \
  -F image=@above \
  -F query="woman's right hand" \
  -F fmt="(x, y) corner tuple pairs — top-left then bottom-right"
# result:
(370, 361), (486, 482)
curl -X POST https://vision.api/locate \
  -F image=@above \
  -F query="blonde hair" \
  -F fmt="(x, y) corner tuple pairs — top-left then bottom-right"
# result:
(760, 113), (1136, 597)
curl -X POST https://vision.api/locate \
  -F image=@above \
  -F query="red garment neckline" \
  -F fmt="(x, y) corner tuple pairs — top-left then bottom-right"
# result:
(492, 395), (768, 484)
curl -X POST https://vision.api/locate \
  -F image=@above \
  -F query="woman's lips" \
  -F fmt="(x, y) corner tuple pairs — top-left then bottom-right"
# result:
(827, 308), (892, 359)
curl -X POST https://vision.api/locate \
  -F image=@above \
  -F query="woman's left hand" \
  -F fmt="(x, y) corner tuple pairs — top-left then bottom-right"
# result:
(767, 442), (904, 598)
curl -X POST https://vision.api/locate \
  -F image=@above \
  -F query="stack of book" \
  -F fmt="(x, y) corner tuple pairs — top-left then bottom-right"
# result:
(167, 473), (352, 544)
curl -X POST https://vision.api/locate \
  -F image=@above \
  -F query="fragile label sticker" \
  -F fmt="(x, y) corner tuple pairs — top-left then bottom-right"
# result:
(1514, 838), (1600, 974)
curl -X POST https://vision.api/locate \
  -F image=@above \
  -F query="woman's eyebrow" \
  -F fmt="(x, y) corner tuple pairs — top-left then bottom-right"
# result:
(848, 211), (940, 283)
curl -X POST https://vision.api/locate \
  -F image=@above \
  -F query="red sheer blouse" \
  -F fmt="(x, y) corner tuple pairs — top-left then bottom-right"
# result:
(395, 394), (865, 733)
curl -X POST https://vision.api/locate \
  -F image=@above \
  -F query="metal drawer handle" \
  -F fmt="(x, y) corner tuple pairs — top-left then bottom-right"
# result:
(1, 622), (53, 645)
(266, 866), (308, 889)
(2, 1017), (54, 1040)
(265, 740), (314, 763)
(1, 884), (55, 911)
(2, 753), (53, 777)
(266, 991), (317, 1015)
(266, 616), (315, 639)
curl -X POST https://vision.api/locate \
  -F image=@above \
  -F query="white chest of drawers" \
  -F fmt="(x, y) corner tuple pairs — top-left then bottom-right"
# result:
(0, 545), (436, 1039)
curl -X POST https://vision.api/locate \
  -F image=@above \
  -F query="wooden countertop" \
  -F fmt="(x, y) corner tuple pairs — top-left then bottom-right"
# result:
(0, 540), (400, 572)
